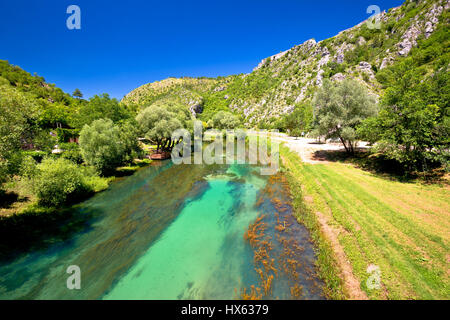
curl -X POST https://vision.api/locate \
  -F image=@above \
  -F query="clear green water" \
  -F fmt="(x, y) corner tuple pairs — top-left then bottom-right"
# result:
(0, 162), (324, 299)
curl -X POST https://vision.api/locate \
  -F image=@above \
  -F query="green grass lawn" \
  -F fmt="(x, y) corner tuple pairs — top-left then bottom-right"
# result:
(281, 145), (449, 300)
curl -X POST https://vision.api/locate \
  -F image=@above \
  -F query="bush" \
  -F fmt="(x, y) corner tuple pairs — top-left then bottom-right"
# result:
(22, 150), (47, 162)
(30, 157), (108, 207)
(31, 158), (89, 207)
(59, 142), (83, 164)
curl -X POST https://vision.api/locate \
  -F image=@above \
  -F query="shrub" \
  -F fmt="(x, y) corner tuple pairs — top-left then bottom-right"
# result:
(59, 142), (83, 164)
(31, 158), (91, 207)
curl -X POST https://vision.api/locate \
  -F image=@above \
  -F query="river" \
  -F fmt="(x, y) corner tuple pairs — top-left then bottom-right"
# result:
(0, 161), (324, 299)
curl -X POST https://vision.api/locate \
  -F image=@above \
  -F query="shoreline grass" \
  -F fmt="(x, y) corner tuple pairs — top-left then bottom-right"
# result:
(281, 145), (346, 299)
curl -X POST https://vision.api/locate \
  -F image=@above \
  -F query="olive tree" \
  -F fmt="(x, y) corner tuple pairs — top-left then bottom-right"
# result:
(358, 62), (449, 171)
(313, 79), (378, 153)
(136, 101), (192, 152)
(211, 111), (240, 130)
(79, 118), (138, 175)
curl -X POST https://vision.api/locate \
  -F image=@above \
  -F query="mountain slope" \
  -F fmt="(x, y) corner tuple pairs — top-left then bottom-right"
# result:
(122, 0), (449, 126)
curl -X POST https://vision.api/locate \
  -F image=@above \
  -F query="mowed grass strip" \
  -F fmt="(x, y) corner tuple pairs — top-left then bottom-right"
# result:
(281, 145), (450, 300)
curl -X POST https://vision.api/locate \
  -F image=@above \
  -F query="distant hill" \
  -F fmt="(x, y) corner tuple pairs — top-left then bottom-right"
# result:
(0, 60), (75, 106)
(122, 0), (449, 126)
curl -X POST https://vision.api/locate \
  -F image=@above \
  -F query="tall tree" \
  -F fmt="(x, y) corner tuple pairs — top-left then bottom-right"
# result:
(79, 118), (138, 175)
(73, 94), (130, 128)
(0, 84), (38, 184)
(359, 61), (449, 171)
(313, 79), (378, 153)
(72, 88), (83, 99)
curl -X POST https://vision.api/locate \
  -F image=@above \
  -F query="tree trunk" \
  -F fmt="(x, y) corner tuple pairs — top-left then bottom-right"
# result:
(339, 136), (350, 153)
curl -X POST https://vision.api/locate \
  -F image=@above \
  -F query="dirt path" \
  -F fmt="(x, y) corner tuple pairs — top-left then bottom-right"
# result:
(279, 137), (369, 299)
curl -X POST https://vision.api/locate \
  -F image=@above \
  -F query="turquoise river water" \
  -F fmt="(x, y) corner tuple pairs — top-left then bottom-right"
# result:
(0, 162), (324, 299)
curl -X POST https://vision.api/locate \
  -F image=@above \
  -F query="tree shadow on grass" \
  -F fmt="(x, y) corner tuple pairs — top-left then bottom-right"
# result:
(0, 191), (27, 209)
(311, 149), (447, 184)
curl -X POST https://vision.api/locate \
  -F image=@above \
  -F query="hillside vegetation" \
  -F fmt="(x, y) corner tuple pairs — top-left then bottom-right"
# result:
(123, 0), (449, 128)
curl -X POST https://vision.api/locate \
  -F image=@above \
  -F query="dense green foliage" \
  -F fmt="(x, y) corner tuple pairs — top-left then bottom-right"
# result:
(0, 82), (39, 183)
(79, 119), (139, 175)
(0, 59), (138, 194)
(30, 158), (106, 207)
(136, 100), (192, 152)
(359, 15), (449, 171)
(278, 103), (313, 135)
(73, 94), (131, 128)
(0, 60), (74, 106)
(313, 79), (378, 153)
(208, 111), (240, 130)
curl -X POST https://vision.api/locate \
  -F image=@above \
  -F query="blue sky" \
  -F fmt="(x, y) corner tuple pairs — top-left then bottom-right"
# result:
(0, 0), (404, 99)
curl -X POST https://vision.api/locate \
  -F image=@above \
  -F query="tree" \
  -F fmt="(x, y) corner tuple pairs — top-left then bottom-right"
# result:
(313, 79), (378, 153)
(359, 61), (449, 171)
(136, 100), (192, 152)
(72, 88), (83, 99)
(211, 111), (240, 130)
(282, 103), (313, 136)
(73, 94), (131, 128)
(79, 118), (137, 175)
(38, 102), (70, 128)
(119, 119), (141, 163)
(0, 84), (38, 185)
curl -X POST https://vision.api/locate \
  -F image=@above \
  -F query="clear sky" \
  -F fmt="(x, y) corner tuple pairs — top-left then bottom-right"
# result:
(0, 0), (404, 99)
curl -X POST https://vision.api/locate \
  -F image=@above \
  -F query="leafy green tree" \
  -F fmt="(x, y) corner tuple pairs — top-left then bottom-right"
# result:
(282, 103), (313, 136)
(359, 62), (449, 171)
(313, 79), (378, 153)
(136, 101), (192, 152)
(211, 111), (240, 130)
(0, 84), (38, 185)
(119, 119), (142, 162)
(72, 88), (83, 99)
(79, 118), (137, 175)
(74, 94), (130, 128)
(38, 103), (70, 128)
(59, 142), (83, 164)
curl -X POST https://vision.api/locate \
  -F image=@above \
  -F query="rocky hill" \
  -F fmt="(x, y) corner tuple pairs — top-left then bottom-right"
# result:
(122, 0), (449, 126)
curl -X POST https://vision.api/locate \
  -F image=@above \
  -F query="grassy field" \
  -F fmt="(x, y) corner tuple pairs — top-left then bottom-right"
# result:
(281, 145), (449, 300)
